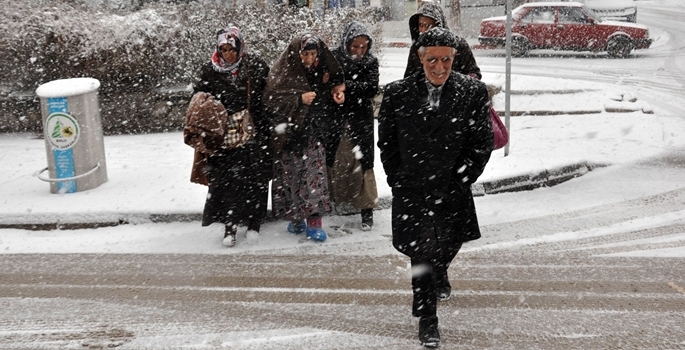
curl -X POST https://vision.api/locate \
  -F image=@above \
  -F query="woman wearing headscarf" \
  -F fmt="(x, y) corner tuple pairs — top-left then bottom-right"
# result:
(264, 32), (346, 241)
(190, 25), (271, 247)
(329, 21), (379, 231)
(404, 1), (481, 79)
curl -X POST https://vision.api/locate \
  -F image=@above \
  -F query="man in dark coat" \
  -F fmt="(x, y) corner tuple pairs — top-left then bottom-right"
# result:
(377, 27), (493, 348)
(329, 21), (380, 230)
(404, 1), (481, 80)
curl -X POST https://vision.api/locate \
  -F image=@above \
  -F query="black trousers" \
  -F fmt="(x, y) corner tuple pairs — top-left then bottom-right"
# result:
(410, 221), (463, 318)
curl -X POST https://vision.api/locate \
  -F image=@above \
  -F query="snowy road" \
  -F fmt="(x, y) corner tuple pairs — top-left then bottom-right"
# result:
(2, 212), (685, 350)
(473, 0), (685, 117)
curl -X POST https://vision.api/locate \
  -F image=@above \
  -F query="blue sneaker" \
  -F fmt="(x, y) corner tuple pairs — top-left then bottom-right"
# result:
(287, 220), (306, 235)
(306, 227), (327, 242)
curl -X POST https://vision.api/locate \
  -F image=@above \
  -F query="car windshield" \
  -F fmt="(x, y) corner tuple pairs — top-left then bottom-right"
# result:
(582, 5), (603, 22)
(512, 5), (528, 20)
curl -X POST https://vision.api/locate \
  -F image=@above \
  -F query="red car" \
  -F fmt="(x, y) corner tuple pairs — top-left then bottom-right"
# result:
(478, 1), (652, 58)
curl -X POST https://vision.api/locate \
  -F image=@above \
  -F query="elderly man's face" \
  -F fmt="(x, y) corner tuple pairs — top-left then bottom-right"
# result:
(419, 46), (455, 86)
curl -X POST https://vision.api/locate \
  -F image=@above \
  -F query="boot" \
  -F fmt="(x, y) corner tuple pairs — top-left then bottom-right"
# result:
(437, 285), (451, 302)
(246, 219), (261, 238)
(418, 315), (440, 348)
(305, 216), (327, 241)
(361, 209), (373, 231)
(223, 224), (237, 247)
(437, 271), (451, 301)
(287, 220), (306, 235)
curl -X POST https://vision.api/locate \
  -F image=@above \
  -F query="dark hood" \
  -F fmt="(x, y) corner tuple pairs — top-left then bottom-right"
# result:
(338, 21), (374, 58)
(409, 2), (449, 42)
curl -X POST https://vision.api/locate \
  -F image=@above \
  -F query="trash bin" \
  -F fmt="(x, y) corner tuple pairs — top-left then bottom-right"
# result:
(35, 78), (108, 194)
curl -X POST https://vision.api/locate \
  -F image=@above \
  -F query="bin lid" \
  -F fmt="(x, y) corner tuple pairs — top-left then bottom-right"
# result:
(36, 78), (100, 98)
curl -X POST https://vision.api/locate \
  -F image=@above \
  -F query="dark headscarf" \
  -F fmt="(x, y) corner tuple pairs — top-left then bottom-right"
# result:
(264, 32), (345, 156)
(301, 33), (320, 52)
(408, 2), (448, 42)
(404, 2), (482, 79)
(338, 21), (373, 60)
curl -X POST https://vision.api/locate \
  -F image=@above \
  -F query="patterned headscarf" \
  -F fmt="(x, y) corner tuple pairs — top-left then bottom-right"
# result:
(300, 33), (320, 52)
(211, 24), (245, 75)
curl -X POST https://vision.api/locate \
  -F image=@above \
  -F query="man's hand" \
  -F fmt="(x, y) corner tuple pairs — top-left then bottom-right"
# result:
(301, 91), (316, 105)
(331, 83), (346, 105)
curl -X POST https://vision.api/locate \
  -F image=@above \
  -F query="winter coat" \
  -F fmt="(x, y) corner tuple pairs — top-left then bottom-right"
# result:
(263, 32), (345, 158)
(404, 2), (482, 79)
(330, 21), (379, 170)
(377, 70), (493, 258)
(192, 53), (272, 226)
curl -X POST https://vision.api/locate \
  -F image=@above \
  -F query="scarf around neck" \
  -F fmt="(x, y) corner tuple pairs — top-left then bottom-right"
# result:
(212, 51), (241, 76)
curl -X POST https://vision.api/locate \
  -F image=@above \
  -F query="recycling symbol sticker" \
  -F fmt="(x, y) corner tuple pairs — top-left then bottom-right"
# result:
(45, 112), (80, 150)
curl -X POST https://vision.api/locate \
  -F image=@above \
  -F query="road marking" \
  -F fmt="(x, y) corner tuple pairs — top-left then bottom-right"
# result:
(0, 328), (85, 335)
(466, 210), (685, 252)
(667, 282), (685, 296)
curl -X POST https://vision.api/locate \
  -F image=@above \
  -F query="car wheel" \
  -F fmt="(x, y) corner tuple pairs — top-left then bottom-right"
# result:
(606, 36), (632, 58)
(511, 37), (530, 57)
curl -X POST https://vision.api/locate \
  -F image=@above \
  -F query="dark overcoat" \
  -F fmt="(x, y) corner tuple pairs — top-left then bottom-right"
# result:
(330, 22), (379, 170)
(377, 71), (493, 258)
(193, 54), (272, 226)
(404, 2), (482, 79)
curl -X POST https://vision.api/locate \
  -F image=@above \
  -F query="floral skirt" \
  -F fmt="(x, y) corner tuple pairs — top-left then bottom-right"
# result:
(271, 138), (331, 221)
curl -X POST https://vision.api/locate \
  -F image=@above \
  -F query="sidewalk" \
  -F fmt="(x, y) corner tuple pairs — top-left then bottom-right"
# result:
(0, 69), (669, 230)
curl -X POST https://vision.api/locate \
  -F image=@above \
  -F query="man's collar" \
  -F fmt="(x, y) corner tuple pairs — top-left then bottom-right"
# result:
(425, 80), (444, 90)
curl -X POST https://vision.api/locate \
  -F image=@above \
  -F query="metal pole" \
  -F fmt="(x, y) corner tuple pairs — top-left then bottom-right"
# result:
(504, 0), (512, 156)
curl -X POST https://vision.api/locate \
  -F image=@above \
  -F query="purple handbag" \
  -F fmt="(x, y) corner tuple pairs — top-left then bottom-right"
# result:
(490, 105), (508, 150)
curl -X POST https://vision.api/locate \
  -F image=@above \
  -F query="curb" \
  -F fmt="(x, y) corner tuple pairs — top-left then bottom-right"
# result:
(0, 162), (605, 231)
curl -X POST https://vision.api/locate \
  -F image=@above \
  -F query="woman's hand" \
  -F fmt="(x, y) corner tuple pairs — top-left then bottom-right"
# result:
(331, 83), (345, 105)
(301, 91), (316, 105)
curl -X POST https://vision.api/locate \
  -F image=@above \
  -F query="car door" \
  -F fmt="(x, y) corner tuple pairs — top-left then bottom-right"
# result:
(555, 6), (598, 50)
(516, 6), (556, 48)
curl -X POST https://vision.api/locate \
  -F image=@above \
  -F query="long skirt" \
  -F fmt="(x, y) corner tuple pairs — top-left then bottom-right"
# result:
(328, 128), (378, 211)
(271, 138), (332, 221)
(201, 143), (270, 227)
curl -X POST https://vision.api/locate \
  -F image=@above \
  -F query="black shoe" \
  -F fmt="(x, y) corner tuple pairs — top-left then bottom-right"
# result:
(247, 219), (261, 233)
(361, 209), (373, 231)
(437, 273), (451, 301)
(437, 285), (451, 301)
(419, 315), (440, 348)
(223, 225), (237, 247)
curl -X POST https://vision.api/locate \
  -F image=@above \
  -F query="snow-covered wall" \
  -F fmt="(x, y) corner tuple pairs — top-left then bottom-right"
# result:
(0, 0), (384, 134)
